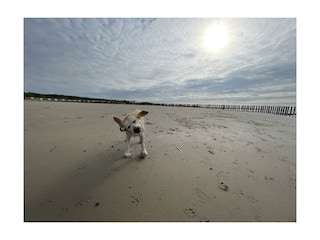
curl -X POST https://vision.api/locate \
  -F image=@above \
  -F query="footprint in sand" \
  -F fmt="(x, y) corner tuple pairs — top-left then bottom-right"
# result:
(183, 208), (196, 218)
(183, 206), (210, 222)
(218, 182), (229, 192)
(130, 193), (142, 206)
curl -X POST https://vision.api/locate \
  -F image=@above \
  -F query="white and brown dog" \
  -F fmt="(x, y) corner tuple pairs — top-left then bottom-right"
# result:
(113, 109), (148, 158)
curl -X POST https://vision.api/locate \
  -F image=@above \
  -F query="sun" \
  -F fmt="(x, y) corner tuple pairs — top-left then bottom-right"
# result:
(203, 24), (229, 52)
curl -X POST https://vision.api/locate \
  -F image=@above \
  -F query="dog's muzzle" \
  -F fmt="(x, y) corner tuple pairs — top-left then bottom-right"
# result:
(133, 127), (141, 133)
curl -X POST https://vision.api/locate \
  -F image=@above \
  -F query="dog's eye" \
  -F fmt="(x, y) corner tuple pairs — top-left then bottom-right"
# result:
(133, 120), (136, 124)
(128, 125), (131, 129)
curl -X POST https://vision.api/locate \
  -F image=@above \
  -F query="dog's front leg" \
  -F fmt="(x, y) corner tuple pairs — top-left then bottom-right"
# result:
(124, 134), (132, 158)
(139, 133), (148, 158)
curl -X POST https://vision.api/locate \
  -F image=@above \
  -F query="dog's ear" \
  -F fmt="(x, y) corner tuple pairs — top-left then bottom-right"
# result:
(113, 117), (126, 128)
(137, 110), (148, 118)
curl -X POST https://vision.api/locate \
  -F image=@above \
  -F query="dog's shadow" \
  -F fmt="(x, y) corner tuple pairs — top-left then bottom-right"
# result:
(83, 139), (146, 178)
(25, 140), (144, 221)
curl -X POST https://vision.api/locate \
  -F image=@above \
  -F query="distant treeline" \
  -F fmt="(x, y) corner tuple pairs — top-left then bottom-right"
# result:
(24, 92), (132, 104)
(24, 92), (296, 117)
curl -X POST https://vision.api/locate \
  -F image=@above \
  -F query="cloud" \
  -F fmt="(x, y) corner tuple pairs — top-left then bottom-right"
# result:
(24, 18), (296, 105)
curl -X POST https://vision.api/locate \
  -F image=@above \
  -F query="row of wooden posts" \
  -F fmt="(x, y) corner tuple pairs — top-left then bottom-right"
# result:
(195, 104), (296, 117)
(159, 103), (296, 117)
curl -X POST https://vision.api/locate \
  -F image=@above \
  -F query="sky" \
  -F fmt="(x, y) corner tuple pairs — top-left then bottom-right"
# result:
(24, 18), (296, 105)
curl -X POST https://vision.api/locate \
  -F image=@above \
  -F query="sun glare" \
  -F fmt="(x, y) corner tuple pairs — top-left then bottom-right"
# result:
(203, 24), (229, 52)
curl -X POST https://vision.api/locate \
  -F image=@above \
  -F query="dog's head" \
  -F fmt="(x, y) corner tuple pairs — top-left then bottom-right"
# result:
(113, 109), (148, 135)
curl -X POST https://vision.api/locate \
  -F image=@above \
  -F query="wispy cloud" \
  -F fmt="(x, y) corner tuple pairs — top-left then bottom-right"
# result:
(24, 18), (296, 105)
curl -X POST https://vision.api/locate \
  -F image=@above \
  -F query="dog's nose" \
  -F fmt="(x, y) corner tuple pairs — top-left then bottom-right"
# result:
(133, 127), (141, 133)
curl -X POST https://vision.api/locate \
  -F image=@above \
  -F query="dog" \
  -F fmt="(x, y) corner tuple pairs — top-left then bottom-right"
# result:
(113, 109), (149, 158)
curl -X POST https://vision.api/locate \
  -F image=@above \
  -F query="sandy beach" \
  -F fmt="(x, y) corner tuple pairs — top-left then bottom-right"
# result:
(24, 100), (296, 221)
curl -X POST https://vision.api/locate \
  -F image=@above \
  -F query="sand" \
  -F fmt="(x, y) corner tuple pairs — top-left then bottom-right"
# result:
(24, 100), (296, 221)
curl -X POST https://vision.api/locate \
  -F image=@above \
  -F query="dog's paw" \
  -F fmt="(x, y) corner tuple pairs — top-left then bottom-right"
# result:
(124, 152), (132, 158)
(140, 150), (148, 158)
